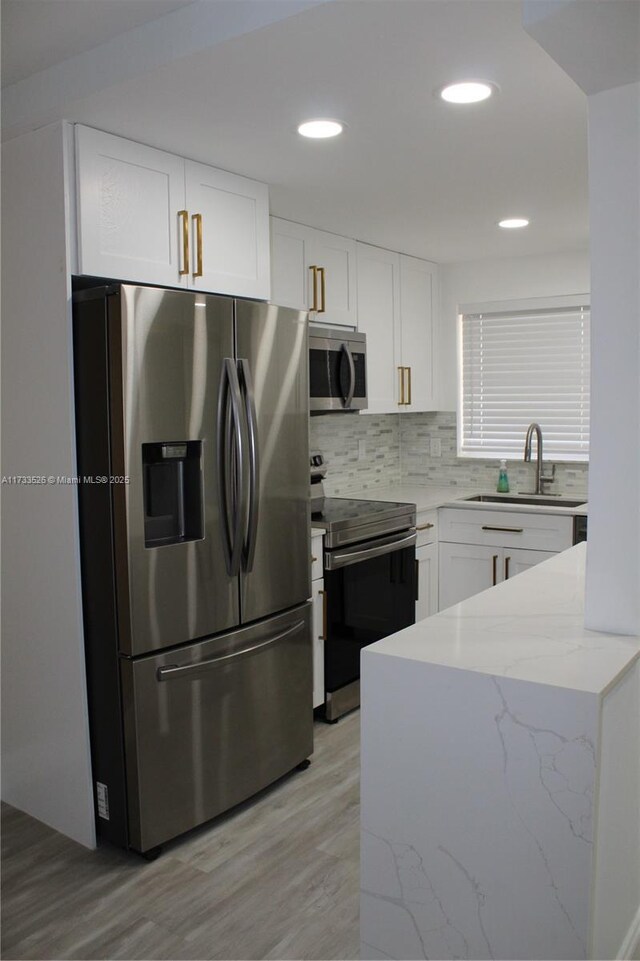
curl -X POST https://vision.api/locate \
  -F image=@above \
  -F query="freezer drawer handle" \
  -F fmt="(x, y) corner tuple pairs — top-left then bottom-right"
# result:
(325, 530), (417, 571)
(156, 619), (306, 682)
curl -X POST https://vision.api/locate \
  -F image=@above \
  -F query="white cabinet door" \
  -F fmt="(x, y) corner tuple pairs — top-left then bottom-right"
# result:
(270, 218), (309, 310)
(186, 160), (270, 300)
(416, 542), (438, 621)
(312, 580), (326, 709)
(306, 228), (357, 327)
(75, 125), (187, 287)
(356, 243), (400, 413)
(439, 542), (500, 610)
(399, 254), (437, 411)
(503, 548), (556, 581)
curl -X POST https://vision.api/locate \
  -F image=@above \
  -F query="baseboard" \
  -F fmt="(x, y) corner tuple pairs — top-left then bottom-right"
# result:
(617, 903), (640, 959)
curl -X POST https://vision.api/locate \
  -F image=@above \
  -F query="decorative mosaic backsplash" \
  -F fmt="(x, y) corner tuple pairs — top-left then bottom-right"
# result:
(400, 411), (589, 498)
(309, 414), (401, 495)
(310, 411), (589, 499)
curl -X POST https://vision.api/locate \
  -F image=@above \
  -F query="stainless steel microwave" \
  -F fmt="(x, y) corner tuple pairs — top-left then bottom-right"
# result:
(309, 325), (367, 413)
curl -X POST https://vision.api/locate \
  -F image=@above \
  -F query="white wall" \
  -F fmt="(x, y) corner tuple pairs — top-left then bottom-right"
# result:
(584, 81), (640, 636)
(1, 124), (96, 848)
(437, 250), (590, 410)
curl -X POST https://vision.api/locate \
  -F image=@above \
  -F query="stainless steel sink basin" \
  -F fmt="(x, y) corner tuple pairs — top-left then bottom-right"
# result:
(463, 494), (586, 508)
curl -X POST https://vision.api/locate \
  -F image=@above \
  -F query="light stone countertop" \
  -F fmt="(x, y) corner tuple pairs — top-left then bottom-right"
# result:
(366, 543), (640, 696)
(343, 483), (588, 516)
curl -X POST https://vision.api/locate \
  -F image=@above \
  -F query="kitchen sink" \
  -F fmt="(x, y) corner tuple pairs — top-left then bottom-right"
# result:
(463, 494), (586, 508)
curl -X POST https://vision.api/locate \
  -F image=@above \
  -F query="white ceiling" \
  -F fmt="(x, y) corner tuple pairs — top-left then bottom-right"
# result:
(0, 0), (194, 86)
(1, 0), (590, 263)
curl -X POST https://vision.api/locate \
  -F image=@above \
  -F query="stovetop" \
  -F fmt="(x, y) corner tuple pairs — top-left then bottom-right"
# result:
(312, 496), (416, 548)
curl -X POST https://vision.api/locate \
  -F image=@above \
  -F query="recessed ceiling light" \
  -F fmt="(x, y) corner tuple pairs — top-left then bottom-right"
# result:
(498, 218), (530, 229)
(297, 119), (344, 139)
(439, 81), (495, 104)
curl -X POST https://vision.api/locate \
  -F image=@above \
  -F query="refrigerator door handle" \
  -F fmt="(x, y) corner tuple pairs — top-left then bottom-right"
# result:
(156, 618), (306, 681)
(341, 342), (356, 409)
(238, 358), (260, 572)
(217, 358), (246, 577)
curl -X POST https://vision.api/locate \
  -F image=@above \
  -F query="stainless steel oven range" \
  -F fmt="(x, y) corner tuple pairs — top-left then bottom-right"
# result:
(312, 497), (417, 721)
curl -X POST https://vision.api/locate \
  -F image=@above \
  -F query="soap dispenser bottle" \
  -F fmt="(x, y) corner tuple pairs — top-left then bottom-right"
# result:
(497, 459), (510, 493)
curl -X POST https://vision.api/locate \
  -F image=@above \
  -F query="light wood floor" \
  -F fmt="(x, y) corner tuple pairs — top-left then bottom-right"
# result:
(1, 712), (360, 961)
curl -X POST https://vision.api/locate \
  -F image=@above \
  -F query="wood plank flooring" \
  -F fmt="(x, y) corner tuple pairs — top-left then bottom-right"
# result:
(1, 713), (360, 961)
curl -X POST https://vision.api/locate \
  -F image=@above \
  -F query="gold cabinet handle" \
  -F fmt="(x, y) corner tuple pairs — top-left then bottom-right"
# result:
(406, 366), (412, 405)
(492, 554), (498, 586)
(192, 213), (203, 278)
(416, 522), (434, 531)
(505, 556), (511, 580)
(311, 555), (317, 563)
(309, 266), (319, 311)
(398, 366), (405, 405)
(319, 589), (327, 640)
(178, 210), (189, 276)
(318, 266), (326, 313)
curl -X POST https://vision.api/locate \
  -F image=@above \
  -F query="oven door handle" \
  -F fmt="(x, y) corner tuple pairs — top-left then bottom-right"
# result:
(325, 530), (417, 571)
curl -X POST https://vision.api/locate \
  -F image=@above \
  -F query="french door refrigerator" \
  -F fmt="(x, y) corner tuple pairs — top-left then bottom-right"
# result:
(73, 284), (312, 855)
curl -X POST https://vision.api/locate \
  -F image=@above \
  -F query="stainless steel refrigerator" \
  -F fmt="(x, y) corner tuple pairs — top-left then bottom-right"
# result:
(73, 284), (312, 856)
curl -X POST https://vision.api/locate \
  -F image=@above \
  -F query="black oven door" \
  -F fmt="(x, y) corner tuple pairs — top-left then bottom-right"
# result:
(323, 530), (416, 719)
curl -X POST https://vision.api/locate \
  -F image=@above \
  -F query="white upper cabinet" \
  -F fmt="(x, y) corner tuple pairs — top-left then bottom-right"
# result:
(356, 243), (400, 412)
(185, 160), (269, 299)
(399, 255), (437, 412)
(270, 219), (310, 310)
(75, 126), (270, 299)
(357, 243), (438, 412)
(306, 228), (357, 327)
(270, 218), (357, 326)
(75, 126), (186, 287)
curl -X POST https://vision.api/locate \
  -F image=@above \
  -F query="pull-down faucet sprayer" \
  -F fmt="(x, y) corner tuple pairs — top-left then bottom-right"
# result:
(523, 423), (555, 495)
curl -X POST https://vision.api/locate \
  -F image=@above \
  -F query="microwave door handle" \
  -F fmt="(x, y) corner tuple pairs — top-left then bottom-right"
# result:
(341, 343), (356, 408)
(238, 358), (260, 572)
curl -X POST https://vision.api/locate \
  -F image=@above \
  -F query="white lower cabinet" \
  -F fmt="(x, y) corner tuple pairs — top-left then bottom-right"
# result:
(415, 509), (438, 620)
(416, 542), (438, 621)
(312, 580), (325, 709)
(438, 507), (573, 610)
(310, 531), (325, 709)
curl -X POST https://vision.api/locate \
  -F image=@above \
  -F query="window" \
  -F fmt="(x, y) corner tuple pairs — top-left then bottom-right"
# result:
(459, 296), (590, 461)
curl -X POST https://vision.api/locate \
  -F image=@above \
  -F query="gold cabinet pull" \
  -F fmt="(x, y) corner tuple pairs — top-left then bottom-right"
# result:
(505, 556), (511, 580)
(416, 522), (434, 531)
(492, 554), (498, 586)
(178, 210), (189, 276)
(192, 213), (203, 278)
(319, 589), (327, 640)
(406, 366), (412, 405)
(398, 366), (405, 405)
(311, 555), (318, 563)
(309, 266), (319, 311)
(318, 266), (326, 313)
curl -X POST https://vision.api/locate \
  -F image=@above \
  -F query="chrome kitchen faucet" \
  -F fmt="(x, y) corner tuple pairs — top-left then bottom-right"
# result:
(523, 422), (556, 495)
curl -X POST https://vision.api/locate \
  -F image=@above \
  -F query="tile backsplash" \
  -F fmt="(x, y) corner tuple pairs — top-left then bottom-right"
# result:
(310, 411), (589, 499)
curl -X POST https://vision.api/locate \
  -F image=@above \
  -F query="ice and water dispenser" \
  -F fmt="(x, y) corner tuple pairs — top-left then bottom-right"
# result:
(142, 442), (204, 547)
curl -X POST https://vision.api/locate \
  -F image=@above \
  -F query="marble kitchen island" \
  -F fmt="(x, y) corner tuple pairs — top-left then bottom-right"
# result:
(361, 544), (640, 961)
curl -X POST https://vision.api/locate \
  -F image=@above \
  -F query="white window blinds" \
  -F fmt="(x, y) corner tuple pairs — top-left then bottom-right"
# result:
(459, 300), (590, 461)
